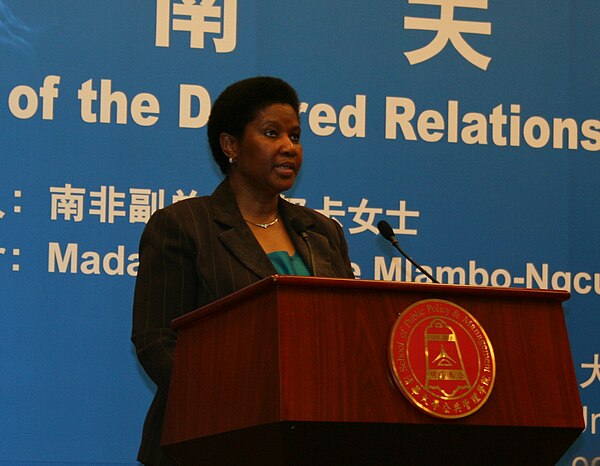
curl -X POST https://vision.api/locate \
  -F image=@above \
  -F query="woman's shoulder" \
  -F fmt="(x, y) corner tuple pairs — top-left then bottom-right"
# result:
(148, 194), (213, 227)
(166, 195), (210, 210)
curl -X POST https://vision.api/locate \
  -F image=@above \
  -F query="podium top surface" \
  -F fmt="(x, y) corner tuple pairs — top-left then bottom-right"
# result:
(172, 275), (569, 330)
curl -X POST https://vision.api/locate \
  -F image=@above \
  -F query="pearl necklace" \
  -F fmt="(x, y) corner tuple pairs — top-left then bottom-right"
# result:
(244, 217), (279, 229)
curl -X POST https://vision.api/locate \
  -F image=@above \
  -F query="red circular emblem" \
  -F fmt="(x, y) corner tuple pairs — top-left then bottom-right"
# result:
(389, 299), (496, 419)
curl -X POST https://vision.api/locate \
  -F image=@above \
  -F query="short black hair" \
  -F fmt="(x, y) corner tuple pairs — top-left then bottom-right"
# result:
(207, 76), (300, 174)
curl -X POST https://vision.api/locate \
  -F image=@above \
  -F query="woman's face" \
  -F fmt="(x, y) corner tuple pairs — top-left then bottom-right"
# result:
(225, 103), (303, 199)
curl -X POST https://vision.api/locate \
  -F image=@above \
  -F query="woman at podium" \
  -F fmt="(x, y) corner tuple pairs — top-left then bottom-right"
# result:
(131, 76), (354, 466)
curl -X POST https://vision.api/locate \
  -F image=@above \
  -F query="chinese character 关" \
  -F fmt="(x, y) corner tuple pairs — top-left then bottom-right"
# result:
(404, 0), (492, 70)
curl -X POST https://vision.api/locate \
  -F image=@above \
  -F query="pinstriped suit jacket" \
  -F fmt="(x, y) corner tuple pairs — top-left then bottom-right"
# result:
(132, 178), (354, 465)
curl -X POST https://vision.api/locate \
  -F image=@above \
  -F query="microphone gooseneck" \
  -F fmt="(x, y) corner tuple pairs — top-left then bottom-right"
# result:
(291, 217), (317, 277)
(376, 220), (439, 284)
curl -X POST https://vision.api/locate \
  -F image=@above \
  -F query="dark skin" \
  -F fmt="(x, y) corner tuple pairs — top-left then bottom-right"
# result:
(219, 103), (303, 255)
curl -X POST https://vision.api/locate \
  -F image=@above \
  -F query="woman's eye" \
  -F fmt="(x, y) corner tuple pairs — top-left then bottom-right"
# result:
(290, 133), (301, 142)
(264, 129), (277, 138)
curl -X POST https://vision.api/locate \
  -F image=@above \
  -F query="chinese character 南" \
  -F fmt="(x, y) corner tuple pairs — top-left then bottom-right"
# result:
(580, 354), (600, 389)
(50, 184), (86, 222)
(404, 0), (492, 70)
(156, 0), (237, 53)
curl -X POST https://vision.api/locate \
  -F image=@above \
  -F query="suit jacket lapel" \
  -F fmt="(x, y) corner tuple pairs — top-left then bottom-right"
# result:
(280, 200), (337, 277)
(210, 179), (277, 279)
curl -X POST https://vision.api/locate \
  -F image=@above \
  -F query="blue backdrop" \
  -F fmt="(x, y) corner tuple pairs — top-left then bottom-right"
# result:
(1, 1), (598, 464)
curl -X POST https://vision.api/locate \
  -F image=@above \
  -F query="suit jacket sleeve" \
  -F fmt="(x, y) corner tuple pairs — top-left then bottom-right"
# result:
(131, 206), (199, 388)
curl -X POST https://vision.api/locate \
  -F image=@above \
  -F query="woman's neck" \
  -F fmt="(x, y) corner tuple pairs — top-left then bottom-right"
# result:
(229, 176), (279, 223)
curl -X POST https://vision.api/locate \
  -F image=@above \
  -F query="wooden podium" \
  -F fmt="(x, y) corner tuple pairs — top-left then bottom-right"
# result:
(161, 276), (583, 465)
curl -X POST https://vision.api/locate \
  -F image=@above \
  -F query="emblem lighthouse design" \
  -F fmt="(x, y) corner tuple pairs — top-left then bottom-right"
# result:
(389, 299), (496, 419)
(425, 319), (471, 398)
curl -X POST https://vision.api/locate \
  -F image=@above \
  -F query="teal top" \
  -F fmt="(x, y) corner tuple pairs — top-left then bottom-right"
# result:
(267, 251), (311, 276)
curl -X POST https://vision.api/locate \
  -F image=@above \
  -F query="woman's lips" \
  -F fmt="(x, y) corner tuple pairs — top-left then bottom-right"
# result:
(274, 162), (295, 176)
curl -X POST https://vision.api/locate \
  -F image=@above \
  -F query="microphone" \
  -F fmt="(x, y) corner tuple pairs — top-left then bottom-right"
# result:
(291, 217), (317, 276)
(377, 220), (439, 284)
